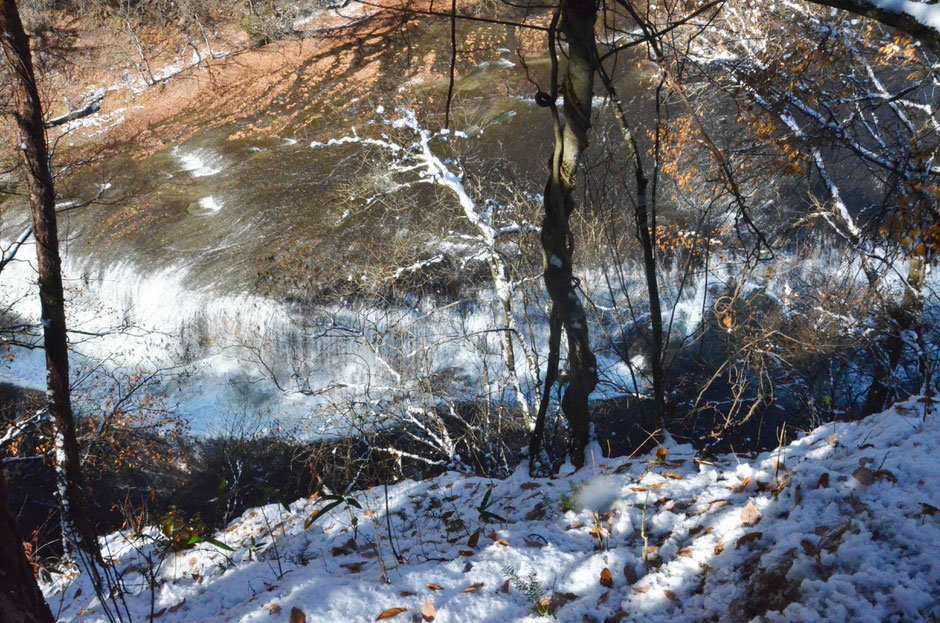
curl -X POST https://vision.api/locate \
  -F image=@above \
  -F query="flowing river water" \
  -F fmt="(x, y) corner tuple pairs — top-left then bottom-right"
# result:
(0, 17), (672, 435)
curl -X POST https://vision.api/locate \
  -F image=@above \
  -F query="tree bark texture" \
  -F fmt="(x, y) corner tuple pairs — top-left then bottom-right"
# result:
(0, 0), (96, 559)
(536, 0), (600, 468)
(0, 467), (57, 623)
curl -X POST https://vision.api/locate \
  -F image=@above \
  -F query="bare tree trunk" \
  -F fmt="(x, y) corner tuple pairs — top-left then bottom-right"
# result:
(595, 62), (666, 430)
(531, 0), (600, 470)
(0, 468), (56, 623)
(0, 0), (99, 569)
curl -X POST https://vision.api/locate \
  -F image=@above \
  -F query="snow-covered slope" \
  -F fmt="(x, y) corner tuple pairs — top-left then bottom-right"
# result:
(43, 397), (940, 622)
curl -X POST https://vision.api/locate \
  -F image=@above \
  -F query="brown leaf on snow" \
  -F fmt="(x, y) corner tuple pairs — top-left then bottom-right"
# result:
(655, 447), (668, 462)
(467, 530), (480, 548)
(605, 609), (628, 623)
(376, 607), (408, 620)
(525, 505), (546, 521)
(741, 501), (761, 526)
(873, 469), (897, 483)
(521, 482), (540, 491)
(600, 567), (614, 588)
(420, 599), (436, 622)
(732, 477), (751, 494)
(661, 472), (683, 480)
(331, 538), (357, 557)
(853, 467), (876, 486)
(462, 583), (484, 593)
(426, 584), (443, 591)
(664, 590), (679, 602)
(597, 591), (610, 605)
(714, 541), (725, 555)
(566, 521), (584, 530)
(794, 484), (803, 505)
(268, 604), (281, 616)
(677, 547), (694, 558)
(922, 503), (939, 517)
(816, 473), (830, 489)
(497, 538), (509, 547)
(622, 563), (638, 585)
(736, 532), (763, 549)
(340, 562), (367, 573)
(827, 432), (839, 445)
(290, 607), (306, 623)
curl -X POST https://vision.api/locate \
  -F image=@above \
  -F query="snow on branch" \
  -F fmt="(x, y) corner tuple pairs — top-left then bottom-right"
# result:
(805, 0), (940, 52)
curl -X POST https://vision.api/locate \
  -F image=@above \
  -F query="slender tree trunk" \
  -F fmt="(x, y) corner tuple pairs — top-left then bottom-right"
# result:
(0, 0), (98, 563)
(532, 0), (600, 469)
(595, 63), (667, 430)
(0, 468), (56, 623)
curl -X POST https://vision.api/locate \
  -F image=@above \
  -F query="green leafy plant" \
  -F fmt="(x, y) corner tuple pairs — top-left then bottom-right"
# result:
(304, 492), (361, 529)
(476, 486), (508, 524)
(560, 481), (587, 513)
(158, 507), (233, 552)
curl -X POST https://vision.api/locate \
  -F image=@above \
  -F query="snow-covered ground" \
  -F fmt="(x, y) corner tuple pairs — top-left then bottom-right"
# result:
(43, 397), (940, 622)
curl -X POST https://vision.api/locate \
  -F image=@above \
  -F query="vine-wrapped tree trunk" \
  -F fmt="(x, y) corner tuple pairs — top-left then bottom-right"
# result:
(0, 468), (56, 623)
(530, 0), (600, 469)
(0, 0), (96, 561)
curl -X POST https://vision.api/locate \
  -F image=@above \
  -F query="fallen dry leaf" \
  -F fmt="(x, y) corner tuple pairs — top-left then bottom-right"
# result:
(497, 538), (509, 547)
(427, 583), (443, 591)
(853, 467), (875, 486)
(816, 473), (830, 489)
(290, 607), (306, 623)
(736, 532), (763, 549)
(420, 599), (436, 622)
(741, 501), (761, 526)
(664, 590), (679, 602)
(375, 607), (407, 620)
(656, 447), (668, 462)
(622, 563), (637, 585)
(600, 567), (614, 588)
(462, 583), (484, 593)
(661, 472), (683, 480)
(677, 547), (693, 558)
(268, 603), (281, 616)
(733, 477), (752, 493)
(467, 530), (480, 548)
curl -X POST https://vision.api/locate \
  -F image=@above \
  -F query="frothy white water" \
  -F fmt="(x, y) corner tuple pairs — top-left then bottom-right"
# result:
(198, 196), (223, 212)
(174, 147), (225, 177)
(0, 238), (549, 435)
